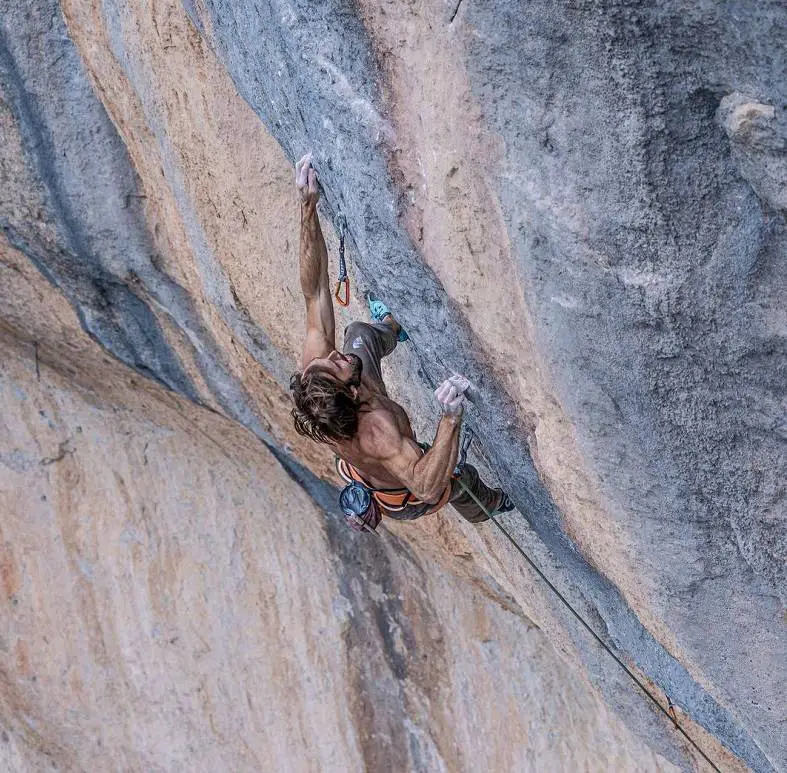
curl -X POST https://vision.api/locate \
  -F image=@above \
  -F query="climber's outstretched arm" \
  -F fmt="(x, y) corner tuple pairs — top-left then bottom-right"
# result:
(296, 153), (336, 367)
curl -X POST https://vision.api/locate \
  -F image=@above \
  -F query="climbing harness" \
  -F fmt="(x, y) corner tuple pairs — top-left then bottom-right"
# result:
(336, 454), (452, 523)
(334, 213), (350, 307)
(337, 428), (474, 532)
(337, 456), (421, 514)
(453, 475), (725, 773)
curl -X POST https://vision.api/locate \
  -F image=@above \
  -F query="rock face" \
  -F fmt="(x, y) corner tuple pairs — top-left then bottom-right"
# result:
(0, 1), (783, 771)
(0, 302), (677, 772)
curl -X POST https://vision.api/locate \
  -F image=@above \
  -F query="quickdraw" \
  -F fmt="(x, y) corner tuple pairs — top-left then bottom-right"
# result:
(334, 212), (350, 306)
(454, 428), (475, 476)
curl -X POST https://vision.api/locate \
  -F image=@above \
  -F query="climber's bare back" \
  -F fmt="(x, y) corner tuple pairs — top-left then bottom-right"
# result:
(304, 351), (422, 491)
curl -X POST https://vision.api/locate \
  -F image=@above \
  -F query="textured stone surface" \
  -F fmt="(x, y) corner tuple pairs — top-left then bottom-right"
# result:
(0, 0), (784, 771)
(0, 250), (678, 772)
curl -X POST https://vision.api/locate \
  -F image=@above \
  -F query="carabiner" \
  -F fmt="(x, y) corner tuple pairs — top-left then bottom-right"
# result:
(453, 428), (475, 476)
(335, 276), (350, 307)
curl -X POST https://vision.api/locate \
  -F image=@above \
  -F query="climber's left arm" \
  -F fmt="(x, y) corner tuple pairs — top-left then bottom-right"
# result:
(296, 153), (336, 367)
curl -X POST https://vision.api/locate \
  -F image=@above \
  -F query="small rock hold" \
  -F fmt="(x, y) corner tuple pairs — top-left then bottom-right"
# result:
(40, 439), (76, 466)
(718, 92), (777, 148)
(718, 91), (787, 210)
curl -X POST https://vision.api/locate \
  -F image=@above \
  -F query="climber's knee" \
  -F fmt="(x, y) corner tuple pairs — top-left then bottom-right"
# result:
(344, 321), (375, 342)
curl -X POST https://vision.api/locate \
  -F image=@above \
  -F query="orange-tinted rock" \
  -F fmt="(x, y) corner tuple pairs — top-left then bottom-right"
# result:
(1, 0), (783, 770)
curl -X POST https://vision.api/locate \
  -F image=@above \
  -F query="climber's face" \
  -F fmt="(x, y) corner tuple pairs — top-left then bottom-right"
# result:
(304, 350), (363, 387)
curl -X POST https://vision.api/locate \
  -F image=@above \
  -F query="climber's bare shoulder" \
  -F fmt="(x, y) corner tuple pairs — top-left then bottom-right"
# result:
(356, 407), (403, 457)
(337, 401), (421, 488)
(362, 395), (418, 454)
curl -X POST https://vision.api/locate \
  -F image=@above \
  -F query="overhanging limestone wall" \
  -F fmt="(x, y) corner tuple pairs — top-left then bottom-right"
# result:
(0, 221), (677, 773)
(0, 1), (784, 771)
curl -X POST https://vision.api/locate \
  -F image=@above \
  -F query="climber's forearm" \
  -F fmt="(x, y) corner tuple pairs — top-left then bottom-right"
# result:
(299, 201), (329, 300)
(411, 415), (462, 502)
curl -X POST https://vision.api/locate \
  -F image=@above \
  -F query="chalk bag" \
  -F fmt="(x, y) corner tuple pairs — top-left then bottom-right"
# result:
(339, 480), (381, 533)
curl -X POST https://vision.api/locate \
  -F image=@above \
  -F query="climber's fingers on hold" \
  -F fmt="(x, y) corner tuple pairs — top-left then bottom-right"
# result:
(434, 382), (453, 402)
(435, 380), (459, 406)
(447, 394), (464, 413)
(435, 378), (465, 416)
(448, 373), (470, 393)
(295, 152), (312, 188)
(308, 167), (318, 192)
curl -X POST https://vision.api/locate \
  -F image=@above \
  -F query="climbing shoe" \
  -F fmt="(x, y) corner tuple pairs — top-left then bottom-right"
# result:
(368, 295), (409, 342)
(492, 489), (516, 515)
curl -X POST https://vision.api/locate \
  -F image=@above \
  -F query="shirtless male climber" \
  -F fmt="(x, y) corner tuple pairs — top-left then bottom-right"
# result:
(289, 153), (514, 526)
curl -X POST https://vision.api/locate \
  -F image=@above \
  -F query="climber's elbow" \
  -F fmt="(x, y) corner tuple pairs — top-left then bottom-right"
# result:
(412, 476), (450, 505)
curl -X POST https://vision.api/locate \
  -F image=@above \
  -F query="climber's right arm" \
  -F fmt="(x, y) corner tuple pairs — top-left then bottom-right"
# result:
(296, 154), (336, 367)
(365, 379), (466, 504)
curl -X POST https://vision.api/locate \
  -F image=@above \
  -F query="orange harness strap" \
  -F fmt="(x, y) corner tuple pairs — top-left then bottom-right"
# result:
(336, 457), (452, 516)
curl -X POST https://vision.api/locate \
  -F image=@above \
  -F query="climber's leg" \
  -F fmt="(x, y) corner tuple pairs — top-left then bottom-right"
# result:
(342, 320), (399, 395)
(447, 463), (505, 523)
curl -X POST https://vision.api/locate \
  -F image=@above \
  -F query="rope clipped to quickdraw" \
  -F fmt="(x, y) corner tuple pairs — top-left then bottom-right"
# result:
(334, 212), (349, 307)
(452, 473), (723, 773)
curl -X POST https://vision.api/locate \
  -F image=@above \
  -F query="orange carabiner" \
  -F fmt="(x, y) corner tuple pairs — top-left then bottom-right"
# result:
(335, 277), (350, 307)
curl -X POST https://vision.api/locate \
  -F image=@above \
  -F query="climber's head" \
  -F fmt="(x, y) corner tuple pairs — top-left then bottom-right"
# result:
(290, 351), (364, 443)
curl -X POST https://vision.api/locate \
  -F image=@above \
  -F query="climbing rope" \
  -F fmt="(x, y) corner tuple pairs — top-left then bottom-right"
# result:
(453, 475), (724, 773)
(334, 213), (349, 307)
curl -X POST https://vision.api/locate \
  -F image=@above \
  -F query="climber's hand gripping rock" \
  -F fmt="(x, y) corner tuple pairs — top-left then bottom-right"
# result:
(435, 373), (470, 417)
(296, 152), (335, 366)
(296, 152), (320, 206)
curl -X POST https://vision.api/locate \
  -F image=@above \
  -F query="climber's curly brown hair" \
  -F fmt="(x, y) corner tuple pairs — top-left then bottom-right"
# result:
(290, 367), (361, 444)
